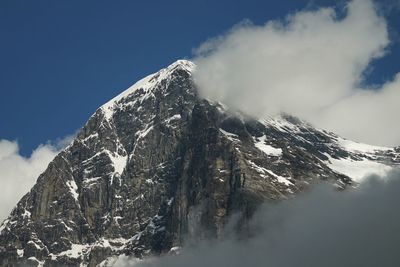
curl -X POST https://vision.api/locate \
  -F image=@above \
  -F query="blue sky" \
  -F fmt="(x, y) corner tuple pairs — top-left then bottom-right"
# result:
(1, 0), (399, 156)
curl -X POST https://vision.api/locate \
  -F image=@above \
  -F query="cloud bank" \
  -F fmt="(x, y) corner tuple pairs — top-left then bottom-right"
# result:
(194, 0), (400, 147)
(0, 138), (72, 222)
(115, 170), (400, 267)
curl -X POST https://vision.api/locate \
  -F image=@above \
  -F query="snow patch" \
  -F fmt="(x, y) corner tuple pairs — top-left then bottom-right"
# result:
(145, 179), (155, 185)
(81, 133), (99, 142)
(17, 249), (24, 257)
(261, 116), (301, 133)
(82, 148), (127, 185)
(22, 209), (31, 220)
(164, 114), (181, 124)
(132, 124), (154, 156)
(248, 160), (268, 176)
(66, 179), (79, 201)
(324, 154), (392, 182)
(169, 246), (181, 255)
(254, 135), (282, 157)
(265, 169), (293, 186)
(248, 160), (293, 186)
(0, 219), (8, 234)
(60, 221), (73, 232)
(106, 151), (127, 177)
(27, 257), (44, 267)
(27, 240), (42, 250)
(58, 243), (88, 259)
(219, 129), (240, 142)
(137, 125), (154, 139)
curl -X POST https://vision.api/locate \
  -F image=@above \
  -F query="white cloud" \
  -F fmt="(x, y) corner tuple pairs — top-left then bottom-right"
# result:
(0, 137), (72, 222)
(193, 0), (400, 146)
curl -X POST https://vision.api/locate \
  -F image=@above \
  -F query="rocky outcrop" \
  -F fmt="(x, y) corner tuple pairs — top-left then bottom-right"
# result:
(0, 60), (399, 266)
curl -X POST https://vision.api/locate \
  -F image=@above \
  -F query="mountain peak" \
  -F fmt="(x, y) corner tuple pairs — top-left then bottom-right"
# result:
(168, 59), (196, 72)
(1, 58), (399, 267)
(100, 59), (195, 120)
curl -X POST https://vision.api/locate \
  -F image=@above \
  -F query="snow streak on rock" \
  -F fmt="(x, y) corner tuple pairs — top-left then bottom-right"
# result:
(0, 60), (398, 267)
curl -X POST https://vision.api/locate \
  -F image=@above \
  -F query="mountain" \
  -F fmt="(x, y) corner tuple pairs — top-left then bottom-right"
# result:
(1, 60), (399, 267)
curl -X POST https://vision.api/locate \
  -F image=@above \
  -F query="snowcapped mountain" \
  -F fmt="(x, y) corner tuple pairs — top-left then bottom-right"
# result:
(0, 60), (399, 266)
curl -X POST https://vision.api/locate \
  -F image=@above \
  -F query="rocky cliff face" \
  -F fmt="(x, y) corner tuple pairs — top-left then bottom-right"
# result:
(1, 60), (399, 266)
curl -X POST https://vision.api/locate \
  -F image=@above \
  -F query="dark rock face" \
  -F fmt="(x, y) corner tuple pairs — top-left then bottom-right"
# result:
(0, 60), (399, 266)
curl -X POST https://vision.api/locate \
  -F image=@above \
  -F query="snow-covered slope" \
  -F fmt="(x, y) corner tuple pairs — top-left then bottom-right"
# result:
(324, 137), (394, 182)
(261, 115), (397, 183)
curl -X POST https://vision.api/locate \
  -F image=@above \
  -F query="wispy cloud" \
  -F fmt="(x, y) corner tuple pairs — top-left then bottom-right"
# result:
(193, 0), (400, 146)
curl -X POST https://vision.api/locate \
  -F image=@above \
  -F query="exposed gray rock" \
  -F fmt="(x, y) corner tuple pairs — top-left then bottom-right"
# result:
(0, 60), (398, 266)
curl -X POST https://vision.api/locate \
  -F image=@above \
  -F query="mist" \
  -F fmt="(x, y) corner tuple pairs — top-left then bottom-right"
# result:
(193, 0), (400, 147)
(114, 170), (400, 267)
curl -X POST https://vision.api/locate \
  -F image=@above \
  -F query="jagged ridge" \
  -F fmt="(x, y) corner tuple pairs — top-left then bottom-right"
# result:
(0, 60), (399, 267)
